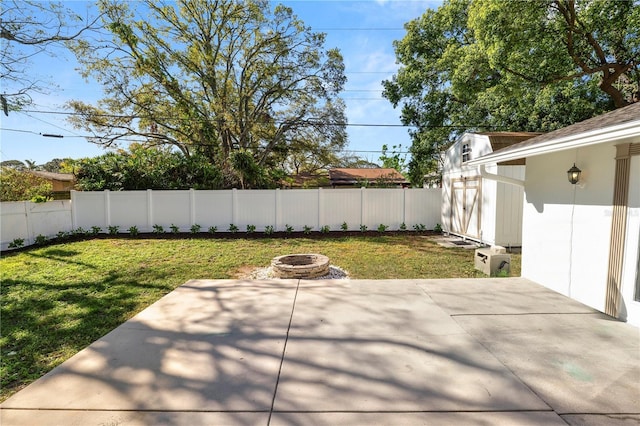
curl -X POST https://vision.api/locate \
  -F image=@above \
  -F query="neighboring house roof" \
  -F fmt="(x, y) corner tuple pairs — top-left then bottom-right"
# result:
(467, 103), (640, 165)
(328, 168), (409, 185)
(29, 171), (75, 182)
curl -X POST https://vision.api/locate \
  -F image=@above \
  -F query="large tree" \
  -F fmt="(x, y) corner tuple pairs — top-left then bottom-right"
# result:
(383, 0), (639, 185)
(0, 1), (102, 112)
(68, 0), (347, 188)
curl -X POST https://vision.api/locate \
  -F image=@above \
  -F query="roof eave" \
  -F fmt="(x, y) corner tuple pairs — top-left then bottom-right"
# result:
(467, 119), (640, 166)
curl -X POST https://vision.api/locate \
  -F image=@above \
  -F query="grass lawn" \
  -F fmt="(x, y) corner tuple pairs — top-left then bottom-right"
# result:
(0, 235), (520, 401)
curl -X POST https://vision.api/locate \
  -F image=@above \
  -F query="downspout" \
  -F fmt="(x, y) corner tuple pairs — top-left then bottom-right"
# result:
(479, 164), (525, 187)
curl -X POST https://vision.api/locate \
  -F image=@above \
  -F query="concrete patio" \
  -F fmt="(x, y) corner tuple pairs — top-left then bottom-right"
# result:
(1, 277), (638, 425)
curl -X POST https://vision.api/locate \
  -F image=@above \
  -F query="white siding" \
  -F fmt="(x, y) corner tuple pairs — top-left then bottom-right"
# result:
(442, 133), (525, 246)
(521, 142), (640, 326)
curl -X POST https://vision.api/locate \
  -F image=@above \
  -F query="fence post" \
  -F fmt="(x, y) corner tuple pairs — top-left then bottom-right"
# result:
(189, 189), (196, 228)
(232, 188), (238, 226)
(402, 188), (407, 230)
(275, 188), (281, 231)
(24, 201), (34, 245)
(318, 187), (324, 229)
(360, 186), (366, 227)
(70, 190), (78, 230)
(146, 189), (153, 232)
(104, 190), (111, 229)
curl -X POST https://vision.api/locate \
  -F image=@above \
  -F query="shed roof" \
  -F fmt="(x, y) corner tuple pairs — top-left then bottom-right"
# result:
(328, 168), (409, 184)
(467, 103), (640, 165)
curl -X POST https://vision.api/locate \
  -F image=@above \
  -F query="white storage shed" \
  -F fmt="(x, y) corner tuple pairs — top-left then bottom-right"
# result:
(441, 132), (540, 247)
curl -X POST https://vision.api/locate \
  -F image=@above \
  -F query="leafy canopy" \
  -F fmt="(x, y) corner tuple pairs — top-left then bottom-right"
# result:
(68, 0), (347, 188)
(383, 0), (639, 185)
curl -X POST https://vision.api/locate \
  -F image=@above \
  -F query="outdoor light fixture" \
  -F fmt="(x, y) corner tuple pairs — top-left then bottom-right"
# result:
(567, 163), (582, 185)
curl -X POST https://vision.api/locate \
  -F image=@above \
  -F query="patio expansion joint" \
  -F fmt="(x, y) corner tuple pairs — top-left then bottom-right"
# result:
(267, 278), (301, 425)
(449, 312), (601, 317)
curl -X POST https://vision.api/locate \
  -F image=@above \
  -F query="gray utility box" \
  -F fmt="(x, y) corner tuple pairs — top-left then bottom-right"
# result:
(474, 246), (511, 276)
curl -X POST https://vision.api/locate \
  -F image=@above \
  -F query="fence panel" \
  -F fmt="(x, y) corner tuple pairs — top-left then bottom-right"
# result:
(193, 190), (233, 230)
(280, 189), (319, 231)
(405, 188), (442, 229)
(321, 188), (362, 231)
(109, 191), (149, 231)
(363, 188), (405, 230)
(236, 190), (276, 230)
(0, 200), (72, 250)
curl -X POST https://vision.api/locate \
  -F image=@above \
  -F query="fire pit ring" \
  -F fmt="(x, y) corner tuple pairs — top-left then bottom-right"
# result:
(271, 253), (330, 279)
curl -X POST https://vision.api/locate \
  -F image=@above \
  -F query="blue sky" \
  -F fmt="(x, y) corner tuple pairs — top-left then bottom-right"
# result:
(0, 0), (442, 166)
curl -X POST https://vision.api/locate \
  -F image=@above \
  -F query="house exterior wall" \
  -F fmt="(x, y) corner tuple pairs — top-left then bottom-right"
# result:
(522, 142), (640, 326)
(622, 154), (640, 325)
(442, 134), (524, 246)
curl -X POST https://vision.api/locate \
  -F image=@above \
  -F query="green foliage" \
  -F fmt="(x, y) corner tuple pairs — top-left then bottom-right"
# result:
(377, 224), (389, 233)
(34, 235), (48, 245)
(208, 226), (218, 234)
(320, 225), (330, 233)
(400, 222), (407, 231)
(434, 223), (443, 233)
(152, 224), (165, 234)
(190, 224), (201, 234)
(30, 195), (49, 203)
(359, 224), (368, 232)
(285, 224), (294, 234)
(228, 224), (239, 233)
(73, 145), (222, 191)
(379, 144), (407, 173)
(303, 225), (313, 235)
(56, 231), (69, 240)
(0, 167), (53, 202)
(246, 224), (256, 233)
(413, 224), (427, 232)
(170, 224), (180, 234)
(341, 221), (349, 231)
(8, 238), (24, 248)
(128, 226), (139, 236)
(264, 225), (275, 235)
(383, 0), (638, 185)
(73, 227), (88, 236)
(68, 0), (348, 189)
(108, 226), (120, 235)
(90, 226), (102, 235)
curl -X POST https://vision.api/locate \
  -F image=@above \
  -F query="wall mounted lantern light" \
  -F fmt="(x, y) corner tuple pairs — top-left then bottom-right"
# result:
(567, 163), (582, 185)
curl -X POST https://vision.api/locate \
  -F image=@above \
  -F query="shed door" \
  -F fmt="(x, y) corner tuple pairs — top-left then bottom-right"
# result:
(450, 176), (482, 239)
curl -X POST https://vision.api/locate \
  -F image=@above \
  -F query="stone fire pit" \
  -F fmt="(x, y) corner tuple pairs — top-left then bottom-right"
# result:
(271, 253), (330, 279)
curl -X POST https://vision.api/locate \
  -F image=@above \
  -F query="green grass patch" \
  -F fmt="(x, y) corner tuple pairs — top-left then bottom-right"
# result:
(0, 236), (520, 401)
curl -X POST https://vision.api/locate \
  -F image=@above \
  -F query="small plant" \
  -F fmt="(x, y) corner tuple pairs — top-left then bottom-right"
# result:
(285, 224), (294, 234)
(264, 225), (274, 235)
(74, 227), (88, 236)
(341, 221), (348, 231)
(153, 224), (165, 234)
(377, 224), (388, 233)
(303, 225), (313, 235)
(170, 224), (180, 234)
(320, 225), (330, 234)
(128, 226), (139, 236)
(108, 225), (120, 235)
(56, 231), (69, 240)
(190, 224), (201, 234)
(246, 224), (256, 233)
(434, 223), (443, 233)
(8, 238), (24, 248)
(208, 225), (218, 233)
(399, 222), (407, 231)
(91, 226), (102, 235)
(228, 224), (239, 233)
(413, 224), (426, 231)
(360, 224), (368, 232)
(34, 234), (48, 245)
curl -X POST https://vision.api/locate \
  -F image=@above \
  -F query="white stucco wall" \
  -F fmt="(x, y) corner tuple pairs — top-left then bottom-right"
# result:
(621, 155), (640, 325)
(522, 142), (640, 326)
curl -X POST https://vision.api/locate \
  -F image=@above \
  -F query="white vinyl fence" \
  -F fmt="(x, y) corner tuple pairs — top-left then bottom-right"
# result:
(1, 200), (73, 250)
(1, 188), (442, 250)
